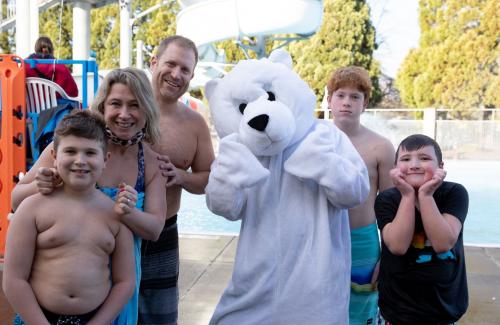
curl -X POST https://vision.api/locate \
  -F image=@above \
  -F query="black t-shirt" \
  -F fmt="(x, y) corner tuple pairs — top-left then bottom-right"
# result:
(375, 181), (469, 325)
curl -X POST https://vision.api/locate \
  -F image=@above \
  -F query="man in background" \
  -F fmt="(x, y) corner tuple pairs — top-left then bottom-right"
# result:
(139, 35), (215, 325)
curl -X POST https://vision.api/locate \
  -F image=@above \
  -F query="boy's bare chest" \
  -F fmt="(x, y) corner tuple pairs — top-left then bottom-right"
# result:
(37, 211), (117, 254)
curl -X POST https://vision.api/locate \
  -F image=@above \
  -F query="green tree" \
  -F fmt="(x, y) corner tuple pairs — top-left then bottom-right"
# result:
(91, 0), (179, 69)
(215, 39), (257, 62)
(287, 0), (380, 106)
(91, 3), (120, 69)
(396, 0), (500, 110)
(132, 0), (178, 66)
(0, 1), (15, 54)
(0, 28), (14, 54)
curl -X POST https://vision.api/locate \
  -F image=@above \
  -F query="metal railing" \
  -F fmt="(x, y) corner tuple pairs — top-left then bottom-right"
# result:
(24, 58), (99, 108)
(316, 107), (500, 160)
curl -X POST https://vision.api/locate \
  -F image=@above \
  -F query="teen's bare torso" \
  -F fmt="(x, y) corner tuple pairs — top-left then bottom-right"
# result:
(30, 190), (119, 315)
(345, 126), (394, 229)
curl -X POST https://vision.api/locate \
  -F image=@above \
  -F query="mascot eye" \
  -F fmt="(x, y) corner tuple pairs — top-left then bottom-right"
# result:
(239, 103), (247, 114)
(267, 92), (276, 101)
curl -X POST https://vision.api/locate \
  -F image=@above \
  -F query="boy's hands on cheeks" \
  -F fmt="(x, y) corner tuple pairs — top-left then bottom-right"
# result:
(35, 167), (62, 194)
(418, 168), (446, 197)
(390, 167), (414, 197)
(114, 183), (138, 216)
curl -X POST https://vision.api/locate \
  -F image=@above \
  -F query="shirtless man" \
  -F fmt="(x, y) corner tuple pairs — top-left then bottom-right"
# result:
(327, 66), (395, 325)
(139, 35), (215, 324)
(2, 110), (135, 325)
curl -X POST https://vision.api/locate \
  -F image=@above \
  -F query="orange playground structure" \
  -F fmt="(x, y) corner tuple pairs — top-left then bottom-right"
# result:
(0, 54), (27, 259)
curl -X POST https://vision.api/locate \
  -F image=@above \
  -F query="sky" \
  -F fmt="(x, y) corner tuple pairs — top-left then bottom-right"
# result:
(367, 0), (421, 78)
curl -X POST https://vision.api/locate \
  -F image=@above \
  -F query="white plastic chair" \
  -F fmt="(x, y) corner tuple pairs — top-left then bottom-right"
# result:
(25, 77), (76, 113)
(25, 77), (79, 161)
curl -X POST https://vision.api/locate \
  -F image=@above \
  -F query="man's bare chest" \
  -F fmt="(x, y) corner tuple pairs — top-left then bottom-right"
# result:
(156, 127), (198, 170)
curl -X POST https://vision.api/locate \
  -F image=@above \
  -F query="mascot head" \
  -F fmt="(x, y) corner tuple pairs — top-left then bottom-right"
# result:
(205, 49), (316, 156)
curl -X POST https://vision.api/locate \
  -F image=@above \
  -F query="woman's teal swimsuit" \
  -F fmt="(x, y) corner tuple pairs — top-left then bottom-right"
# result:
(102, 142), (146, 325)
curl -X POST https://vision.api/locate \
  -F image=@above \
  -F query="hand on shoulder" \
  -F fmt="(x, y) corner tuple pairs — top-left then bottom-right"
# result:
(156, 152), (182, 187)
(35, 167), (62, 194)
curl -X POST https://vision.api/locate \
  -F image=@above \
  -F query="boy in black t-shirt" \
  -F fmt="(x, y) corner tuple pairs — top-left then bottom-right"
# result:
(375, 134), (468, 325)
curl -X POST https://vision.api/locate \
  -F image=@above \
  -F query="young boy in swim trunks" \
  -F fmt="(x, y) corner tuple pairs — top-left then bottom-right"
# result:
(375, 134), (468, 324)
(327, 66), (395, 324)
(2, 110), (135, 324)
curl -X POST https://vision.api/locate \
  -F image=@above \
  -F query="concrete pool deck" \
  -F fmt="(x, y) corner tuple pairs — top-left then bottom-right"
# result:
(2, 234), (500, 324)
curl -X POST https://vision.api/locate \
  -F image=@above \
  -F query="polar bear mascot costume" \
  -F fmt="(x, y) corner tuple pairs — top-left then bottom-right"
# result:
(204, 49), (369, 325)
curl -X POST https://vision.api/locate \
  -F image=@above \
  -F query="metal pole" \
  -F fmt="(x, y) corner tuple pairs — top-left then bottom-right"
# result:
(30, 0), (39, 49)
(15, 0), (31, 57)
(119, 0), (131, 68)
(136, 40), (144, 69)
(73, 1), (91, 75)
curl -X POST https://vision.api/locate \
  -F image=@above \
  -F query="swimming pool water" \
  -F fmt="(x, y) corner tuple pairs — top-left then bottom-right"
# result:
(445, 160), (500, 245)
(178, 160), (500, 245)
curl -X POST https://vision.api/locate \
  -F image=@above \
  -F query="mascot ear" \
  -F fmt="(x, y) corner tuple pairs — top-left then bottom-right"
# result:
(268, 49), (292, 70)
(205, 78), (220, 101)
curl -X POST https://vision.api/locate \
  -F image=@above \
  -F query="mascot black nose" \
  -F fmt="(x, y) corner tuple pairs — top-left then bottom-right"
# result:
(248, 114), (269, 132)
